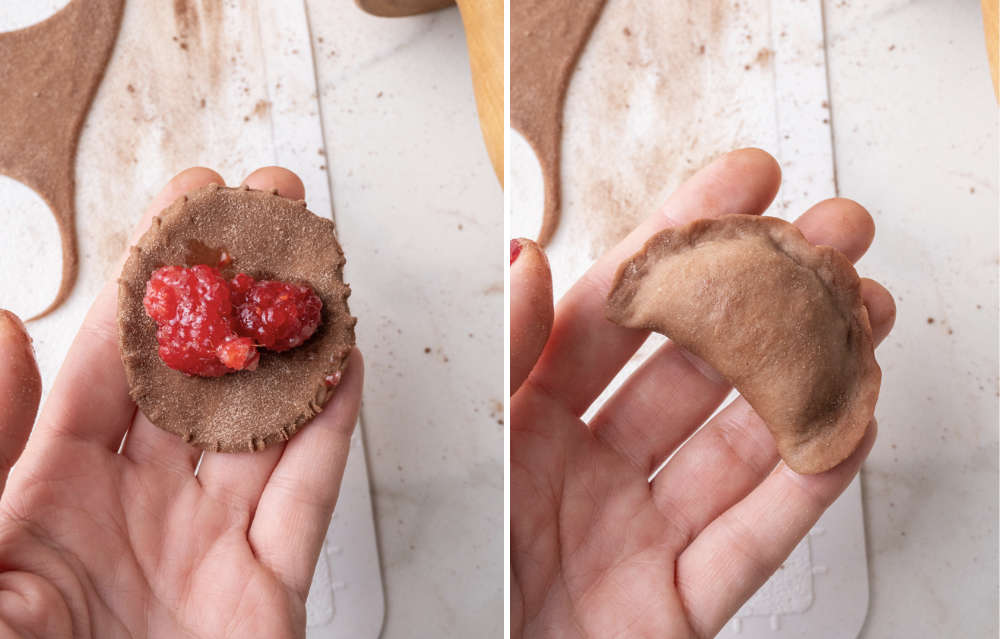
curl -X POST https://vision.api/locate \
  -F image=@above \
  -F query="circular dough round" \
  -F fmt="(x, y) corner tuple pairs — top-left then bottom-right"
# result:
(117, 184), (356, 453)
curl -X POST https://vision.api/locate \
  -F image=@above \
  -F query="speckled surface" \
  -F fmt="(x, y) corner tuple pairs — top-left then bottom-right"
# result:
(825, 1), (997, 636)
(511, 0), (997, 636)
(304, 5), (503, 637)
(117, 186), (355, 454)
(1, 2), (501, 637)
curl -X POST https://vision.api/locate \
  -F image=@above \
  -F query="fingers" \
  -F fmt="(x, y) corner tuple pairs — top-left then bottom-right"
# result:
(590, 344), (732, 473)
(116, 168), (227, 471)
(650, 275), (896, 550)
(861, 278), (896, 344)
(185, 167), (306, 508)
(591, 197), (877, 473)
(0, 311), (41, 493)
(510, 239), (554, 396)
(135, 167), (228, 244)
(794, 197), (874, 262)
(36, 167), (224, 451)
(196, 440), (283, 518)
(119, 413), (202, 475)
(241, 166), (305, 197)
(675, 420), (877, 639)
(527, 149), (782, 416)
(249, 349), (363, 599)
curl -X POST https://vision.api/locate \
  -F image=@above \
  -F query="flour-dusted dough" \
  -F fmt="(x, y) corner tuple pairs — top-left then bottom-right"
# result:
(354, 0), (453, 17)
(606, 215), (880, 474)
(118, 185), (356, 454)
(511, 0), (607, 246)
(0, 0), (125, 319)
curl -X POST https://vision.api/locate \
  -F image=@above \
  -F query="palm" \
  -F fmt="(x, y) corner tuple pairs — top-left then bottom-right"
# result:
(2, 438), (299, 638)
(510, 149), (894, 638)
(512, 400), (692, 637)
(0, 167), (363, 639)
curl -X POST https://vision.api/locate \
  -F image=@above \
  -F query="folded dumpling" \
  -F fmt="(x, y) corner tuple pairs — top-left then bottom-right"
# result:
(606, 214), (881, 474)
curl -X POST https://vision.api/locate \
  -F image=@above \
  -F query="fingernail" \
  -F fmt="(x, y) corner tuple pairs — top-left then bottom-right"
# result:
(510, 238), (523, 265)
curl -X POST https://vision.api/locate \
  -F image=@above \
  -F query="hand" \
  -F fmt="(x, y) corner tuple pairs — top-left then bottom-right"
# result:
(0, 167), (364, 639)
(510, 149), (896, 638)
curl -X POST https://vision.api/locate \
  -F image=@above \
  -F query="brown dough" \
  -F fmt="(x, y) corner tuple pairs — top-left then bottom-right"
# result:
(118, 185), (356, 453)
(354, 0), (454, 17)
(511, 0), (607, 246)
(0, 0), (125, 319)
(606, 215), (881, 474)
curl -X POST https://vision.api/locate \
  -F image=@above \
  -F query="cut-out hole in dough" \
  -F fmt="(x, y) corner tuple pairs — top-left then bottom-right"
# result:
(510, 128), (544, 241)
(0, 176), (63, 318)
(0, 0), (72, 33)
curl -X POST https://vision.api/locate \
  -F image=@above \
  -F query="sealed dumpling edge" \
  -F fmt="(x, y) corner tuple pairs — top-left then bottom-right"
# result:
(606, 214), (881, 474)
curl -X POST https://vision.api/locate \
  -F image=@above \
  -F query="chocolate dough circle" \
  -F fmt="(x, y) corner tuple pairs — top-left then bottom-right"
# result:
(118, 184), (356, 453)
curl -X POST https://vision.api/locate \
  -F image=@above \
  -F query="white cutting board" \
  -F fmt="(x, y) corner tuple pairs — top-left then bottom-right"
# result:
(0, 1), (384, 636)
(256, 2), (384, 636)
(510, 0), (869, 636)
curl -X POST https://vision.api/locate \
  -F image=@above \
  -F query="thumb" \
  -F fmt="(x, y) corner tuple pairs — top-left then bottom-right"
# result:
(0, 310), (41, 495)
(510, 239), (554, 395)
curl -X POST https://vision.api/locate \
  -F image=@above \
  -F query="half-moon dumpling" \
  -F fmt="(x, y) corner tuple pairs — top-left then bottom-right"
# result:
(606, 214), (881, 474)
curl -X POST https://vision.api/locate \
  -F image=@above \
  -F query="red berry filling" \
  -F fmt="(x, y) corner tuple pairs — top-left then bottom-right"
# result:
(234, 280), (323, 351)
(216, 337), (260, 372)
(143, 264), (323, 377)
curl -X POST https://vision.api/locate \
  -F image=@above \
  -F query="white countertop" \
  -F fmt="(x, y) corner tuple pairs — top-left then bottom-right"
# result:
(305, 5), (503, 637)
(826, 1), (997, 635)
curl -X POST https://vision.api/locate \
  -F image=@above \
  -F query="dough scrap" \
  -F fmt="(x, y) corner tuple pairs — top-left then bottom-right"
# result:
(354, 0), (453, 17)
(511, 0), (607, 246)
(606, 215), (880, 474)
(0, 0), (125, 319)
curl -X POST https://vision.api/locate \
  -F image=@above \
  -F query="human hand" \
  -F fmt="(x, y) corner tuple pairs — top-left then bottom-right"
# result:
(0, 167), (363, 639)
(510, 149), (896, 638)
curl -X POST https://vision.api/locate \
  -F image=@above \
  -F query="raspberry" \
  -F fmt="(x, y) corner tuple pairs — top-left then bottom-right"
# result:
(229, 272), (255, 306)
(143, 265), (323, 377)
(217, 336), (259, 371)
(234, 280), (323, 351)
(144, 265), (248, 377)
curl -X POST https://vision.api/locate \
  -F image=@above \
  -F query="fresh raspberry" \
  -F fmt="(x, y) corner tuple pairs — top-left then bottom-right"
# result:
(143, 265), (323, 376)
(144, 265), (254, 377)
(217, 336), (259, 371)
(229, 272), (255, 306)
(234, 280), (323, 351)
